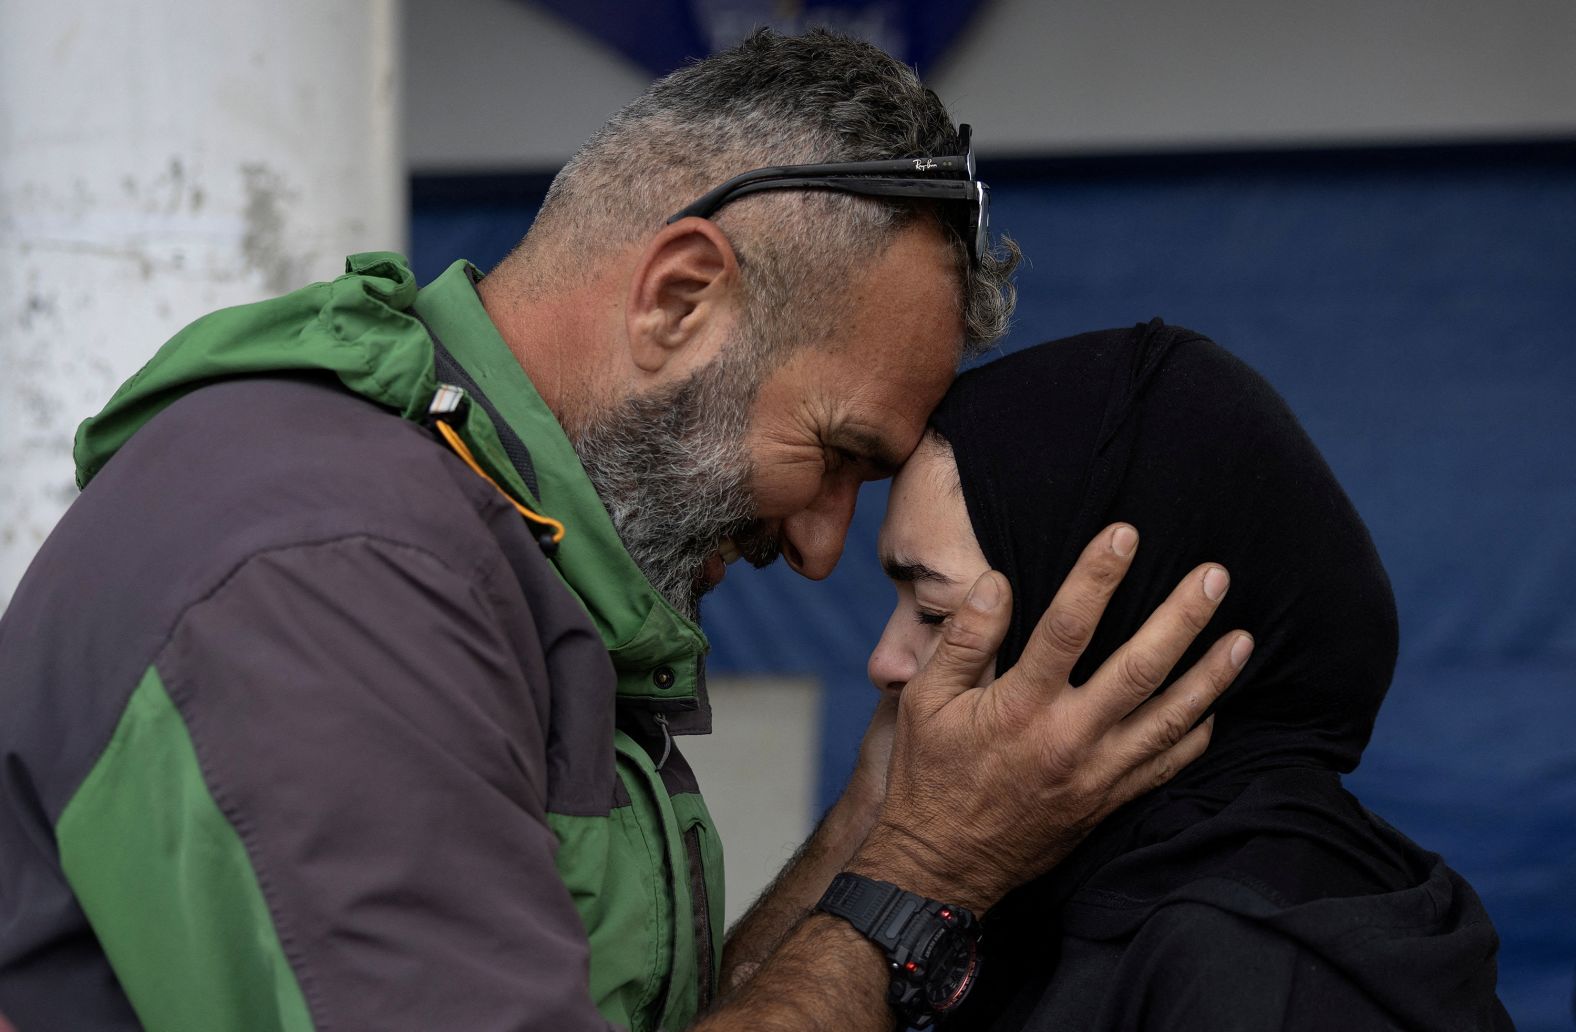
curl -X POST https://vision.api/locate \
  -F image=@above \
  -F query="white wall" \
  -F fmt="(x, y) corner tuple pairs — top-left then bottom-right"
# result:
(406, 0), (1576, 170)
(0, 1), (405, 605)
(681, 677), (822, 927)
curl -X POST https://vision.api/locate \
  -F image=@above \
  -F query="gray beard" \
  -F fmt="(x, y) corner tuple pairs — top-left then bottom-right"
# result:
(569, 353), (767, 621)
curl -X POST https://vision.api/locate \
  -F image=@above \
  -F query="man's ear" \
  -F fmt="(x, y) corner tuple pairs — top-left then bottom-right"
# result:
(625, 217), (740, 376)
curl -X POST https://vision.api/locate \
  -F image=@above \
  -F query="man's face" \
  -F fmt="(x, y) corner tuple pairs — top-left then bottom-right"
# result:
(732, 221), (962, 584)
(574, 220), (962, 619)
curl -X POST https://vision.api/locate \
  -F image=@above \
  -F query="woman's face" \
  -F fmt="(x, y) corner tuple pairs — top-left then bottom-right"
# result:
(868, 437), (995, 699)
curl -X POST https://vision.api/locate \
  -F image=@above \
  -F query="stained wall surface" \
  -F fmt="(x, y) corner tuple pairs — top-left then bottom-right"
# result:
(0, 1), (404, 605)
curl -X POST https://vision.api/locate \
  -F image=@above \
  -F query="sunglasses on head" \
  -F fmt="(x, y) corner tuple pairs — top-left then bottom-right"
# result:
(666, 124), (990, 267)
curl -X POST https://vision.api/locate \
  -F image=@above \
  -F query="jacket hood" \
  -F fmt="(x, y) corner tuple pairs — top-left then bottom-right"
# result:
(76, 253), (437, 489)
(931, 321), (1398, 781)
(74, 253), (711, 722)
(929, 325), (1504, 1031)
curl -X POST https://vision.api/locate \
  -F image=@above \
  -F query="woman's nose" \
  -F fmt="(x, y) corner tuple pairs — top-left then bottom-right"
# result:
(867, 623), (918, 692)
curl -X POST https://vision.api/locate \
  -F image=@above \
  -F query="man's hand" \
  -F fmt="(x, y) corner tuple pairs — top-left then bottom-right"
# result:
(704, 524), (1248, 1030)
(852, 523), (1252, 912)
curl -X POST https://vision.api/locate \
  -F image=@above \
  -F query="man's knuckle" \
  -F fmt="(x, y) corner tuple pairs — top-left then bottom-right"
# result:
(1183, 596), (1215, 635)
(1086, 555), (1121, 587)
(940, 615), (986, 652)
(1119, 648), (1168, 696)
(1045, 607), (1092, 654)
(1154, 708), (1192, 749)
(1209, 648), (1241, 689)
(1177, 662), (1225, 703)
(1037, 731), (1082, 779)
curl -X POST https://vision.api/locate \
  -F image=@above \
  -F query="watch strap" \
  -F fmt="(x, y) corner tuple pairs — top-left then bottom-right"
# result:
(817, 873), (923, 952)
(816, 872), (981, 1029)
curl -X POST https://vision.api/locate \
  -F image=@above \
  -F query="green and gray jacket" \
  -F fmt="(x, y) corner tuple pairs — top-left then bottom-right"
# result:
(0, 254), (725, 1031)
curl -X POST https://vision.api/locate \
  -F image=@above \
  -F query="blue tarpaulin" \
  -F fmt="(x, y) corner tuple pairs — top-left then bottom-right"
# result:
(526, 0), (986, 76)
(411, 141), (1576, 1030)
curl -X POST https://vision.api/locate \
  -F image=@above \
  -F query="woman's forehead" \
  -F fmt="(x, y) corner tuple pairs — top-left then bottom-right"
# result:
(879, 442), (986, 582)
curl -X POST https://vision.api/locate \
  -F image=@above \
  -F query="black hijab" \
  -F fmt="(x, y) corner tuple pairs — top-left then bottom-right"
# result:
(929, 322), (1507, 1030)
(931, 319), (1397, 778)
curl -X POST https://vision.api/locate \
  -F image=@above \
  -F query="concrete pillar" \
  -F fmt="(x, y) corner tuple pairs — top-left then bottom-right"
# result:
(0, 0), (404, 606)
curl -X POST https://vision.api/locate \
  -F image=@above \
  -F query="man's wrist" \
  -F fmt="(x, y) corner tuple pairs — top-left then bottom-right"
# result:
(846, 819), (1001, 915)
(815, 873), (985, 1028)
(832, 775), (885, 841)
(699, 911), (896, 1030)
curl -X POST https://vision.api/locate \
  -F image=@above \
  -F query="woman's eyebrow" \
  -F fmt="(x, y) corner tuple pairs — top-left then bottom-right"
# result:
(879, 553), (955, 584)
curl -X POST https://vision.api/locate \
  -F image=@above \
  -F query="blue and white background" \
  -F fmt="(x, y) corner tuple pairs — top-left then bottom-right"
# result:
(2, 1), (1569, 1029)
(421, 2), (1576, 1027)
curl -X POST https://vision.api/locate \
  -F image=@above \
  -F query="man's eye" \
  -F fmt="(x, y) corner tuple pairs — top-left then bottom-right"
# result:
(915, 609), (950, 627)
(826, 447), (857, 474)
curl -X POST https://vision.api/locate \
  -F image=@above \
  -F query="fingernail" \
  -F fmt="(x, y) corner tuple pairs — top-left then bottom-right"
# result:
(1203, 566), (1229, 601)
(1229, 634), (1254, 668)
(1112, 526), (1138, 557)
(967, 573), (1002, 612)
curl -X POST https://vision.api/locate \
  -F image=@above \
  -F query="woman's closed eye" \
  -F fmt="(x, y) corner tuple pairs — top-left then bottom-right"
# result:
(915, 607), (952, 627)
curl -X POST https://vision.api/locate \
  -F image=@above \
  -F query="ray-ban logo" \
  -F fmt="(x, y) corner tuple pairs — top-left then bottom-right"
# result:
(913, 159), (937, 172)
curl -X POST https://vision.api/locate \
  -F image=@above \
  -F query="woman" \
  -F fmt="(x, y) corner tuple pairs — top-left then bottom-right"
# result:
(866, 320), (1511, 1030)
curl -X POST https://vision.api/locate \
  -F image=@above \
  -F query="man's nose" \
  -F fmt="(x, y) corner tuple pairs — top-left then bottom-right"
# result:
(779, 476), (860, 580)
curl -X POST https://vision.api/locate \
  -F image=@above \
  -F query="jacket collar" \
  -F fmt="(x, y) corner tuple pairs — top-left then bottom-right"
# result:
(413, 258), (711, 730)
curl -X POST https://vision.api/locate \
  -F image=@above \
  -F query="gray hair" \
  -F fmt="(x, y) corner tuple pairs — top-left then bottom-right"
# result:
(511, 28), (1018, 360)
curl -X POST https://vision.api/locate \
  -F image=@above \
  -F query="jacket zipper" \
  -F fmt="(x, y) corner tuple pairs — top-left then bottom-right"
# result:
(683, 824), (715, 1013)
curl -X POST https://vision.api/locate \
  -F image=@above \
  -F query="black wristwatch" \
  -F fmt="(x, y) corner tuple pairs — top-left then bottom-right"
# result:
(815, 872), (981, 1028)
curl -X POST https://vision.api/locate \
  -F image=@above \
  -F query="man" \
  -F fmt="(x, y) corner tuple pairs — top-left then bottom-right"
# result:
(0, 30), (1247, 1031)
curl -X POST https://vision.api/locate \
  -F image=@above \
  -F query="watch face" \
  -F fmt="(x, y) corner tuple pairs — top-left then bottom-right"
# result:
(924, 933), (980, 1012)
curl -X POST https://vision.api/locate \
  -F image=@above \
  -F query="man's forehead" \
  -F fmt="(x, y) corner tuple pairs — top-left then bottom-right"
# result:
(830, 221), (966, 383)
(828, 349), (956, 462)
(790, 218), (963, 467)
